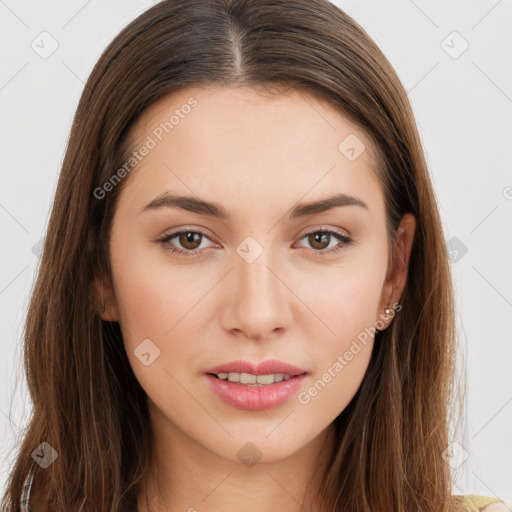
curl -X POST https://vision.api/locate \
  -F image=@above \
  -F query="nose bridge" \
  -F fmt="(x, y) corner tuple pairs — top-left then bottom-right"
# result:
(225, 235), (291, 337)
(236, 237), (281, 308)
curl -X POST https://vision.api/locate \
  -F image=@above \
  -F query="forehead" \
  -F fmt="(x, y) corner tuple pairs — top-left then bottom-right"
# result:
(120, 85), (385, 222)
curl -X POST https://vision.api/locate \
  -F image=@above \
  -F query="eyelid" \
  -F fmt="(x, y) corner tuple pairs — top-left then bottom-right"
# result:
(158, 224), (351, 241)
(294, 224), (351, 239)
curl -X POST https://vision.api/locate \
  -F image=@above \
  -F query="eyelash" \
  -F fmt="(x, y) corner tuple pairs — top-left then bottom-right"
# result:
(155, 227), (354, 258)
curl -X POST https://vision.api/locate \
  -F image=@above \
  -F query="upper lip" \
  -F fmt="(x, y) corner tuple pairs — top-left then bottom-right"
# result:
(204, 359), (308, 377)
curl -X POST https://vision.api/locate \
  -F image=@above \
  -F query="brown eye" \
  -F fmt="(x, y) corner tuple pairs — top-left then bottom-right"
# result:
(156, 228), (215, 258)
(178, 231), (203, 250)
(307, 232), (331, 250)
(295, 229), (354, 255)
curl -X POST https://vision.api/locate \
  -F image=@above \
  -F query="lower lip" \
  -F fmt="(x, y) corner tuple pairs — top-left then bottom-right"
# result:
(204, 373), (308, 411)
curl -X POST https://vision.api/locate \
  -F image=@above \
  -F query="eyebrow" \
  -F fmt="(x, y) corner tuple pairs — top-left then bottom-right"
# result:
(140, 191), (369, 220)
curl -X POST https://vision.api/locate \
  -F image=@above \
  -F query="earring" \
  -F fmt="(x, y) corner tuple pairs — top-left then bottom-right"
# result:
(384, 301), (400, 317)
(96, 302), (104, 311)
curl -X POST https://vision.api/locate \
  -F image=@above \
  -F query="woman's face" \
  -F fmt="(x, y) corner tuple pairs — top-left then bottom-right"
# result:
(99, 85), (408, 464)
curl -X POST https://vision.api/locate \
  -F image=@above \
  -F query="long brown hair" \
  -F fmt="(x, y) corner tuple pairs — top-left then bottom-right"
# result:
(1, 1), (466, 510)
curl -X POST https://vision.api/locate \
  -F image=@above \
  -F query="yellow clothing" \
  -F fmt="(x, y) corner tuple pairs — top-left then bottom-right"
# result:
(455, 494), (504, 511)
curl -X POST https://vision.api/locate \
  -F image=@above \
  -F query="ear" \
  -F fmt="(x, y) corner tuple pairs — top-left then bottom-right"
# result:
(92, 270), (119, 322)
(376, 213), (416, 330)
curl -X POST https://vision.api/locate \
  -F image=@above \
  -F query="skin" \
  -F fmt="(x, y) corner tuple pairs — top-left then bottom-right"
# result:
(94, 85), (416, 512)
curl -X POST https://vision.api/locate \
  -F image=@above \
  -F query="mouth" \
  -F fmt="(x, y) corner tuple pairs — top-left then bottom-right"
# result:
(203, 360), (309, 411)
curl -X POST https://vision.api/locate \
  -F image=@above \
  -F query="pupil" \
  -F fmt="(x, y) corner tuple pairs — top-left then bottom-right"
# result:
(181, 232), (201, 249)
(310, 232), (329, 249)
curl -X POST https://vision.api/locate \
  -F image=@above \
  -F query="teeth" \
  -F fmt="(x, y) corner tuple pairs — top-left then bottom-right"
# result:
(240, 373), (257, 384)
(215, 372), (293, 385)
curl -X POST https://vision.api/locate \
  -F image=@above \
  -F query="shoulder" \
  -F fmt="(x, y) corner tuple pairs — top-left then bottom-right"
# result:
(481, 504), (511, 512)
(455, 494), (511, 512)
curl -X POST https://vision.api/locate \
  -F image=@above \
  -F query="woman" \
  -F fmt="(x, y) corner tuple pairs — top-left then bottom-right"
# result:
(1, 0), (507, 511)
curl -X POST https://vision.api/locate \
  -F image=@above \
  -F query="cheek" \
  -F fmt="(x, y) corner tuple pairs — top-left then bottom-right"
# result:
(298, 254), (386, 346)
(295, 273), (381, 417)
(297, 342), (373, 424)
(110, 235), (214, 342)
(294, 256), (385, 413)
(109, 253), (207, 405)
(108, 235), (229, 396)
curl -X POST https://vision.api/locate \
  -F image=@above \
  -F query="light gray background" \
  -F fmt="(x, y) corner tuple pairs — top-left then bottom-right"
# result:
(1, 0), (511, 503)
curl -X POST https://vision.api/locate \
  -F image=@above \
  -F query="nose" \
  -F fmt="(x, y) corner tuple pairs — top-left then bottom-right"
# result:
(219, 240), (293, 341)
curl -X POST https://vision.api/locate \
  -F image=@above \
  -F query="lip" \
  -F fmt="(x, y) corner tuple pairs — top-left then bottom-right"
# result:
(203, 359), (308, 377)
(204, 373), (308, 411)
(203, 359), (309, 411)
